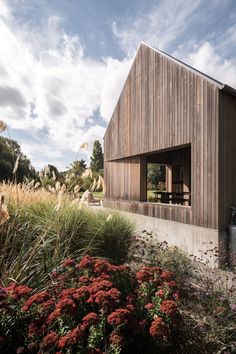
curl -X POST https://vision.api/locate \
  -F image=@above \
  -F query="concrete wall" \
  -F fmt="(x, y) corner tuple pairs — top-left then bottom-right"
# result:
(112, 208), (220, 267)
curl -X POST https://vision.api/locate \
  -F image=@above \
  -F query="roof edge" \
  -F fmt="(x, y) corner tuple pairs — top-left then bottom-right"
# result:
(222, 84), (236, 97)
(104, 42), (236, 139)
(141, 42), (225, 89)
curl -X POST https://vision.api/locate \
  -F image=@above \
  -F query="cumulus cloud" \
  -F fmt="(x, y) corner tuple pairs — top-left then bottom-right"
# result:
(183, 42), (236, 88)
(112, 0), (202, 55)
(113, 0), (236, 89)
(0, 0), (131, 169)
(100, 57), (132, 122)
(0, 0), (9, 18)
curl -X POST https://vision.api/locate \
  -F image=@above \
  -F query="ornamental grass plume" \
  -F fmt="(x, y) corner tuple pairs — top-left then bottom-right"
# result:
(0, 194), (10, 225)
(74, 184), (80, 194)
(96, 175), (105, 192)
(55, 181), (61, 193)
(82, 168), (93, 178)
(12, 154), (20, 174)
(106, 214), (113, 222)
(54, 190), (63, 211)
(0, 120), (6, 132)
(91, 177), (97, 192)
(80, 142), (88, 150)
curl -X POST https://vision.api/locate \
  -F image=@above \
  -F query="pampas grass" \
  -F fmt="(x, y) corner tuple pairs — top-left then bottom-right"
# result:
(0, 182), (134, 289)
(0, 120), (6, 132)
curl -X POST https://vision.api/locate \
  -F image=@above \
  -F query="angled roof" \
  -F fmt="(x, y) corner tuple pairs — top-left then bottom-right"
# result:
(104, 42), (236, 139)
(142, 42), (236, 96)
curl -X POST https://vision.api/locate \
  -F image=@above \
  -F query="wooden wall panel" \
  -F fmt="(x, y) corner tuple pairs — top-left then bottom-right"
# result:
(104, 43), (225, 230)
(103, 198), (192, 225)
(218, 92), (236, 229)
(104, 158), (141, 201)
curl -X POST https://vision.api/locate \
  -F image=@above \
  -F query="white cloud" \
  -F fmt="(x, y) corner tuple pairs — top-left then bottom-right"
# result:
(0, 1), (131, 169)
(0, 0), (9, 18)
(113, 0), (236, 89)
(100, 56), (132, 122)
(175, 42), (236, 88)
(112, 0), (201, 55)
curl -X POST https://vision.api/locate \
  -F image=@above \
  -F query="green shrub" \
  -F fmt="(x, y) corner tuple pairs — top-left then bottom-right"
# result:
(0, 201), (134, 289)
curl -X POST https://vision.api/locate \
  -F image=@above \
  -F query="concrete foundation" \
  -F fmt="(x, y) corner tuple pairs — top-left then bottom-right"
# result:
(112, 209), (220, 267)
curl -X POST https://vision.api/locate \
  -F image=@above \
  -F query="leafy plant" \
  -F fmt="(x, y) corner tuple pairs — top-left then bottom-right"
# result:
(0, 197), (134, 288)
(0, 256), (182, 354)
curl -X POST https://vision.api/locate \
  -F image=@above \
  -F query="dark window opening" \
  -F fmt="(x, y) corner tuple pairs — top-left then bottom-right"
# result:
(145, 145), (191, 206)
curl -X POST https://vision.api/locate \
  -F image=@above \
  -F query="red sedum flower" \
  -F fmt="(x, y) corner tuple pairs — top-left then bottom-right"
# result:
(107, 308), (130, 326)
(58, 326), (85, 348)
(161, 271), (172, 280)
(145, 303), (154, 310)
(156, 289), (165, 298)
(22, 291), (49, 311)
(109, 332), (125, 346)
(42, 332), (59, 350)
(56, 298), (76, 312)
(160, 300), (177, 316)
(149, 317), (169, 340)
(47, 309), (61, 324)
(82, 312), (98, 326)
(62, 259), (76, 267)
(76, 255), (94, 269)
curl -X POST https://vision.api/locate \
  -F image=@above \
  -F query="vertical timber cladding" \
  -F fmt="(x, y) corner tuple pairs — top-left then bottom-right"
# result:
(104, 158), (141, 201)
(104, 43), (220, 230)
(219, 91), (236, 231)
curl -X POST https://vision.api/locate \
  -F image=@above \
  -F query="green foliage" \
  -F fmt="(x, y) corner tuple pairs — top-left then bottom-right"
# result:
(131, 231), (236, 353)
(81, 176), (93, 191)
(0, 257), (181, 354)
(147, 164), (165, 190)
(0, 136), (36, 182)
(90, 140), (103, 172)
(0, 200), (134, 288)
(68, 159), (87, 176)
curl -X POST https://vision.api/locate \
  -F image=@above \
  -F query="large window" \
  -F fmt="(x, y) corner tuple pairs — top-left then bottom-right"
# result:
(146, 145), (191, 206)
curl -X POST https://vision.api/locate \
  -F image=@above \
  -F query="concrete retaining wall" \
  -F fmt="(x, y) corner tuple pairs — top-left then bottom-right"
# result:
(112, 209), (220, 267)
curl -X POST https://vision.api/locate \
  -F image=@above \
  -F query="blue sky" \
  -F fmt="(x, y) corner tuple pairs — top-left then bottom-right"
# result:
(0, 0), (235, 170)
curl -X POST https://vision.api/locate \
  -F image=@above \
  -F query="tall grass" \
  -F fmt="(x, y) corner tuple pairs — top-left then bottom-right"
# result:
(0, 184), (134, 289)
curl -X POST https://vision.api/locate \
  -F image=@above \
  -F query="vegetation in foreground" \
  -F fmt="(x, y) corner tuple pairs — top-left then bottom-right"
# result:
(132, 231), (236, 353)
(0, 182), (236, 353)
(0, 256), (182, 354)
(0, 183), (134, 288)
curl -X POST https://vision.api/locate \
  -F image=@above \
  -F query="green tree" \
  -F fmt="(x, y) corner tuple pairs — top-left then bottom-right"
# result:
(147, 164), (165, 189)
(39, 164), (62, 187)
(90, 140), (103, 172)
(0, 136), (37, 182)
(69, 159), (87, 177)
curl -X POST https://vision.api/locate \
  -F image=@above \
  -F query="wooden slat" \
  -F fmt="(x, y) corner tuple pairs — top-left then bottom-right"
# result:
(104, 43), (235, 230)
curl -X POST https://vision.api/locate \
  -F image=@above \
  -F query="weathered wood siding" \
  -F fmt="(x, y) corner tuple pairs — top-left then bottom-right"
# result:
(104, 43), (220, 230)
(103, 198), (193, 225)
(219, 91), (236, 230)
(104, 158), (141, 200)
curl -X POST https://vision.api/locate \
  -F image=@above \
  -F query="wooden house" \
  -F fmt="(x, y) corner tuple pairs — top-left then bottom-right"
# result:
(103, 42), (236, 264)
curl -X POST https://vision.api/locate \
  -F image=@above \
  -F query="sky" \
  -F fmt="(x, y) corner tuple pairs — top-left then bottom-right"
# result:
(0, 0), (235, 171)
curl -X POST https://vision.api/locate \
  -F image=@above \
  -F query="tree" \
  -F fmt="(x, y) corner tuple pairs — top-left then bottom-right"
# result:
(68, 159), (86, 177)
(40, 164), (60, 180)
(90, 140), (103, 172)
(39, 164), (62, 187)
(0, 136), (37, 182)
(147, 164), (165, 189)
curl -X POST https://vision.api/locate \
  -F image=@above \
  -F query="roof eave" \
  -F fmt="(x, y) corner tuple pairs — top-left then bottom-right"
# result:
(222, 84), (236, 97)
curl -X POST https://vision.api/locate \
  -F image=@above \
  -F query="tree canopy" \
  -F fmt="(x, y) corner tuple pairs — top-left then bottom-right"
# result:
(147, 164), (166, 189)
(0, 136), (36, 182)
(90, 140), (103, 172)
(68, 159), (87, 176)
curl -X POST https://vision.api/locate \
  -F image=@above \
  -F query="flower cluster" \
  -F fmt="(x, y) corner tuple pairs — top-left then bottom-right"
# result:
(0, 256), (181, 353)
